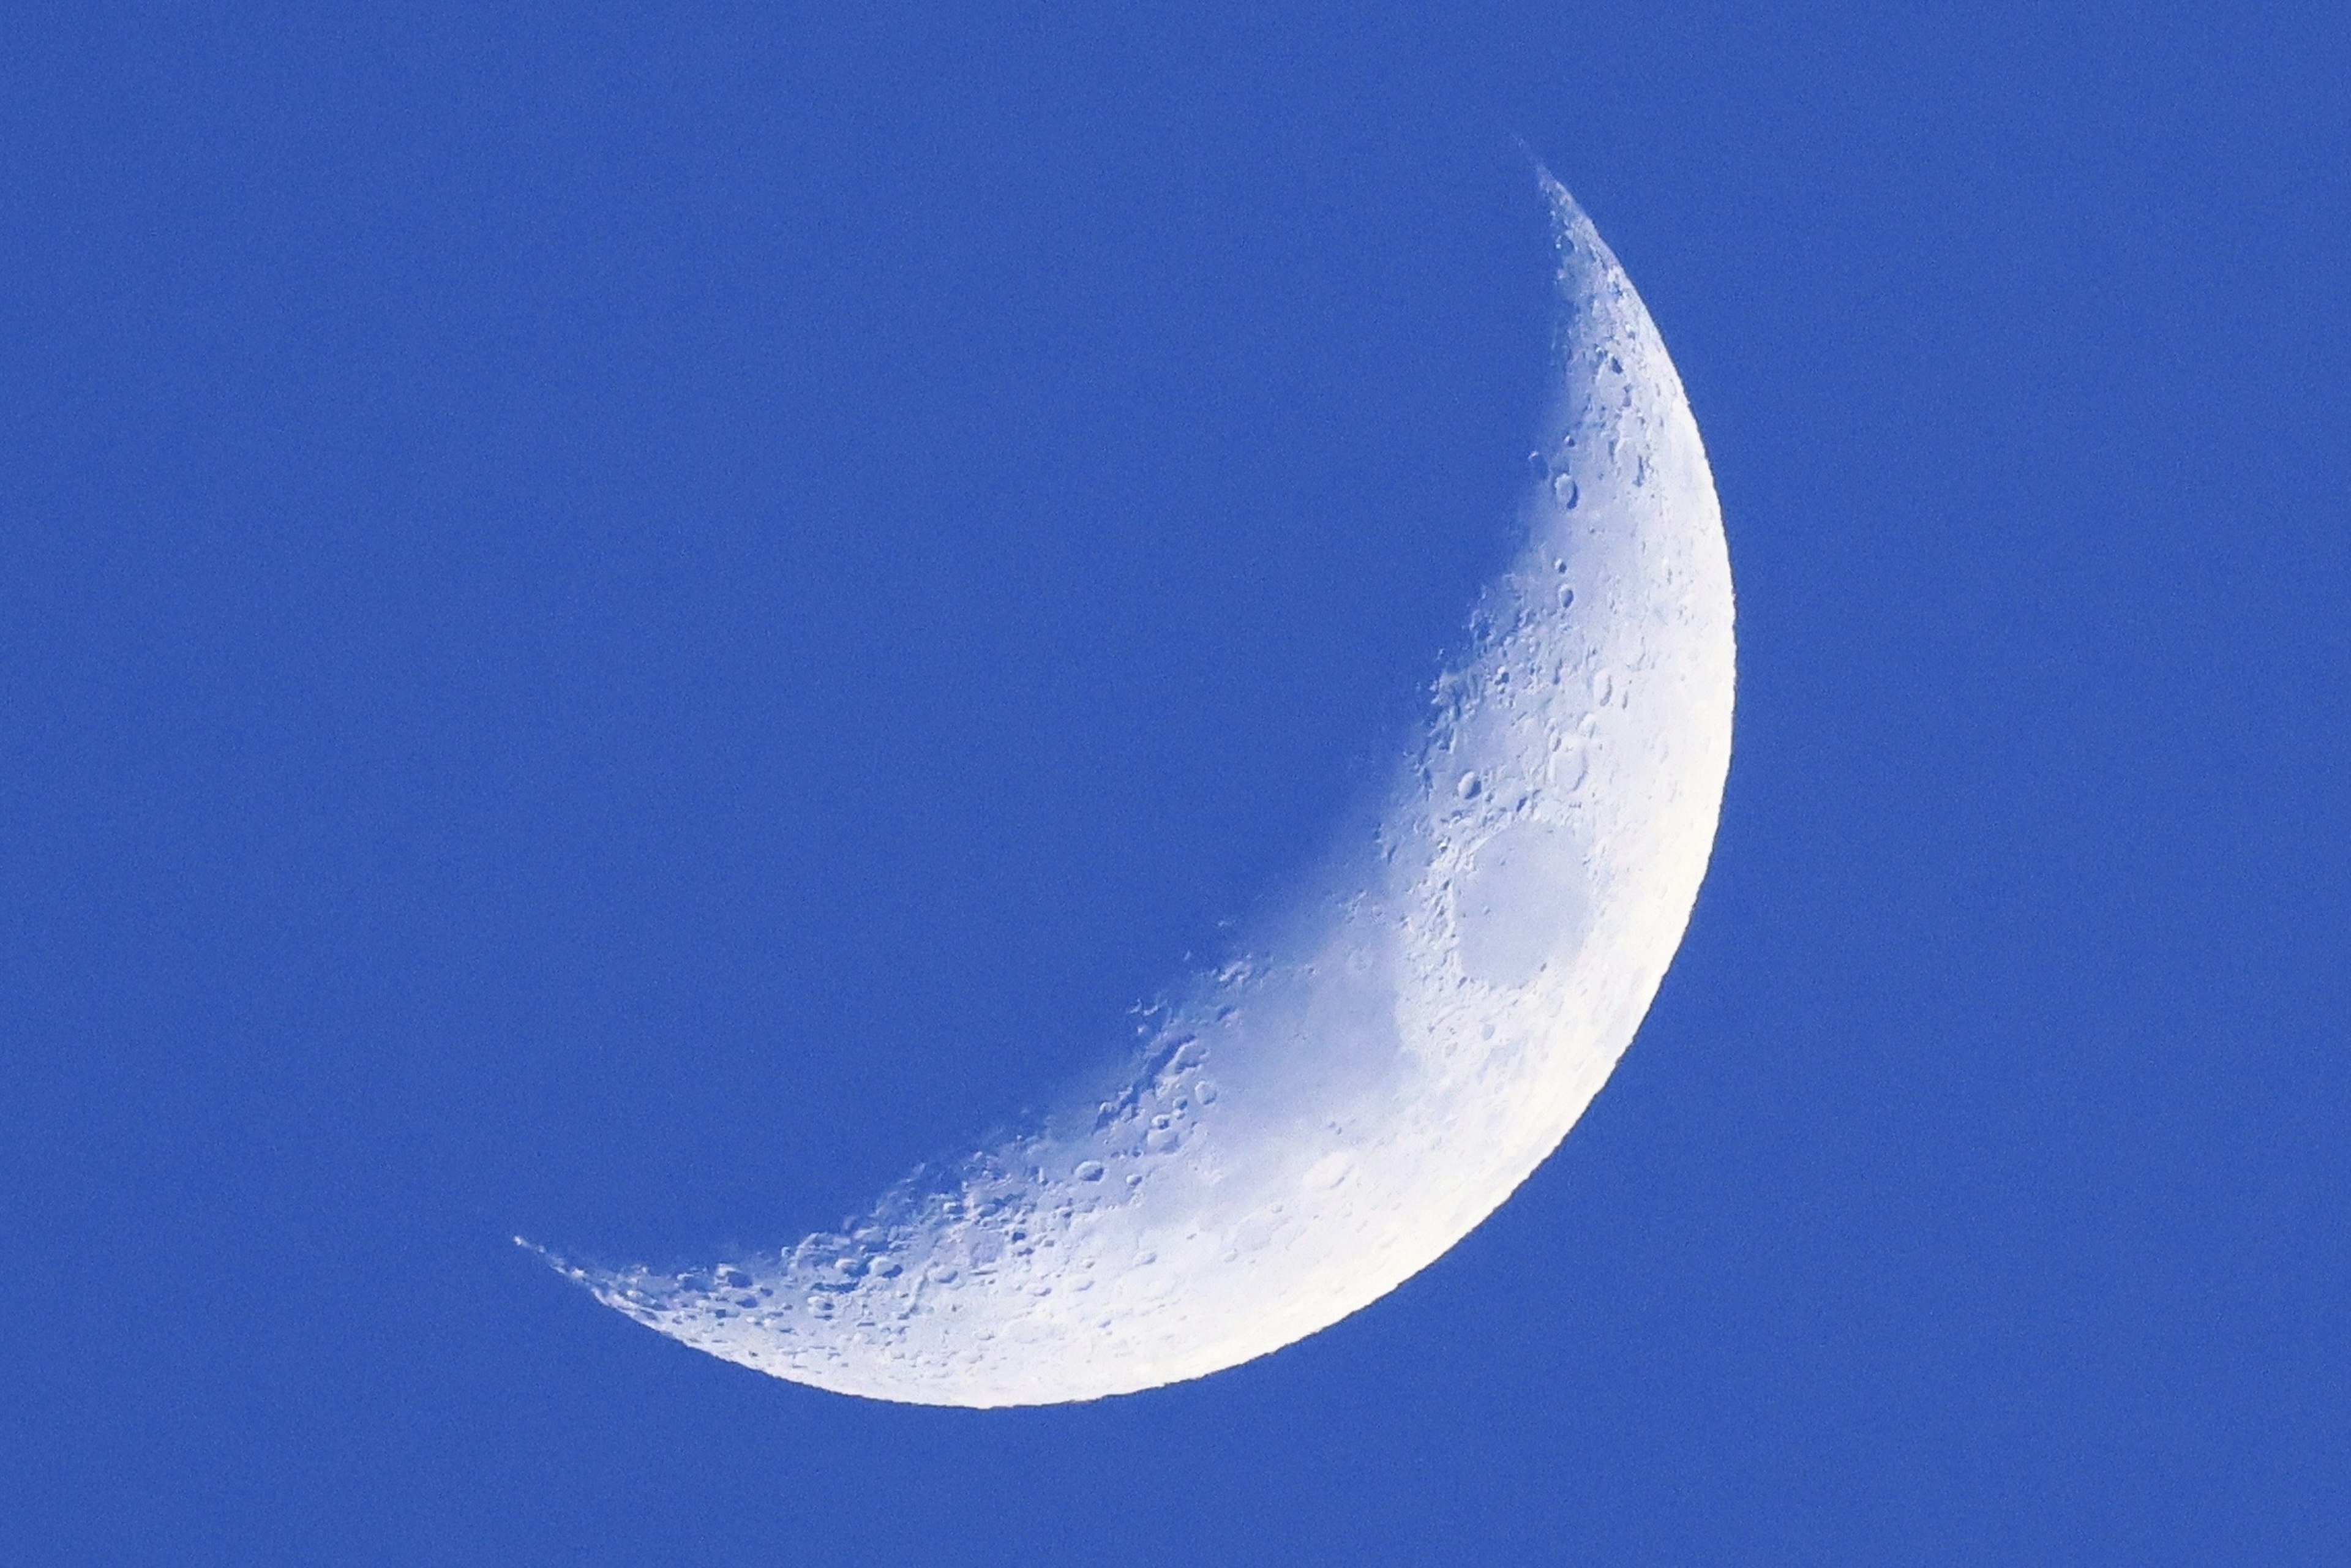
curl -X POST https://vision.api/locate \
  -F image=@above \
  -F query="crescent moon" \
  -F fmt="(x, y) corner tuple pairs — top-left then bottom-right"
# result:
(532, 173), (1734, 1407)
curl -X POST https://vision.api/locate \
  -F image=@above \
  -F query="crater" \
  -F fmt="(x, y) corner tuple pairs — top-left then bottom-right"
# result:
(1455, 822), (1591, 991)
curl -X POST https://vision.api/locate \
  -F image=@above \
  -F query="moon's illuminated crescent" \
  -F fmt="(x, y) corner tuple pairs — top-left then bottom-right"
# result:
(531, 173), (1734, 1406)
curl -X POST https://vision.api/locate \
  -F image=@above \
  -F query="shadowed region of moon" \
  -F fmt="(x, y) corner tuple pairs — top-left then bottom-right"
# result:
(529, 171), (1736, 1408)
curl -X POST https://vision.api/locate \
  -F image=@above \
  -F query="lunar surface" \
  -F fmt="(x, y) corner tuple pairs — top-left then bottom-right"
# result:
(532, 173), (1736, 1406)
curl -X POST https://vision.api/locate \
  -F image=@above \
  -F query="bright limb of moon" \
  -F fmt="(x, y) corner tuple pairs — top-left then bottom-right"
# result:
(531, 173), (1735, 1407)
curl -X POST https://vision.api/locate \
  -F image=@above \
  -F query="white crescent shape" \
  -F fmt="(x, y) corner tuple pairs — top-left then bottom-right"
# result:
(531, 173), (1734, 1406)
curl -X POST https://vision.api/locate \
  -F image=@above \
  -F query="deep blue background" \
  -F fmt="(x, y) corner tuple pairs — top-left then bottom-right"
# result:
(4, 3), (2345, 1562)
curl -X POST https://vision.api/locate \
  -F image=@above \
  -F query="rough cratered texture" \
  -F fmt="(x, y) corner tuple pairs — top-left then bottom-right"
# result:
(534, 176), (1736, 1406)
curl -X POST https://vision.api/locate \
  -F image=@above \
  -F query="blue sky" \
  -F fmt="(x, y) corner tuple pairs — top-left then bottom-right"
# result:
(4, 3), (2345, 1562)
